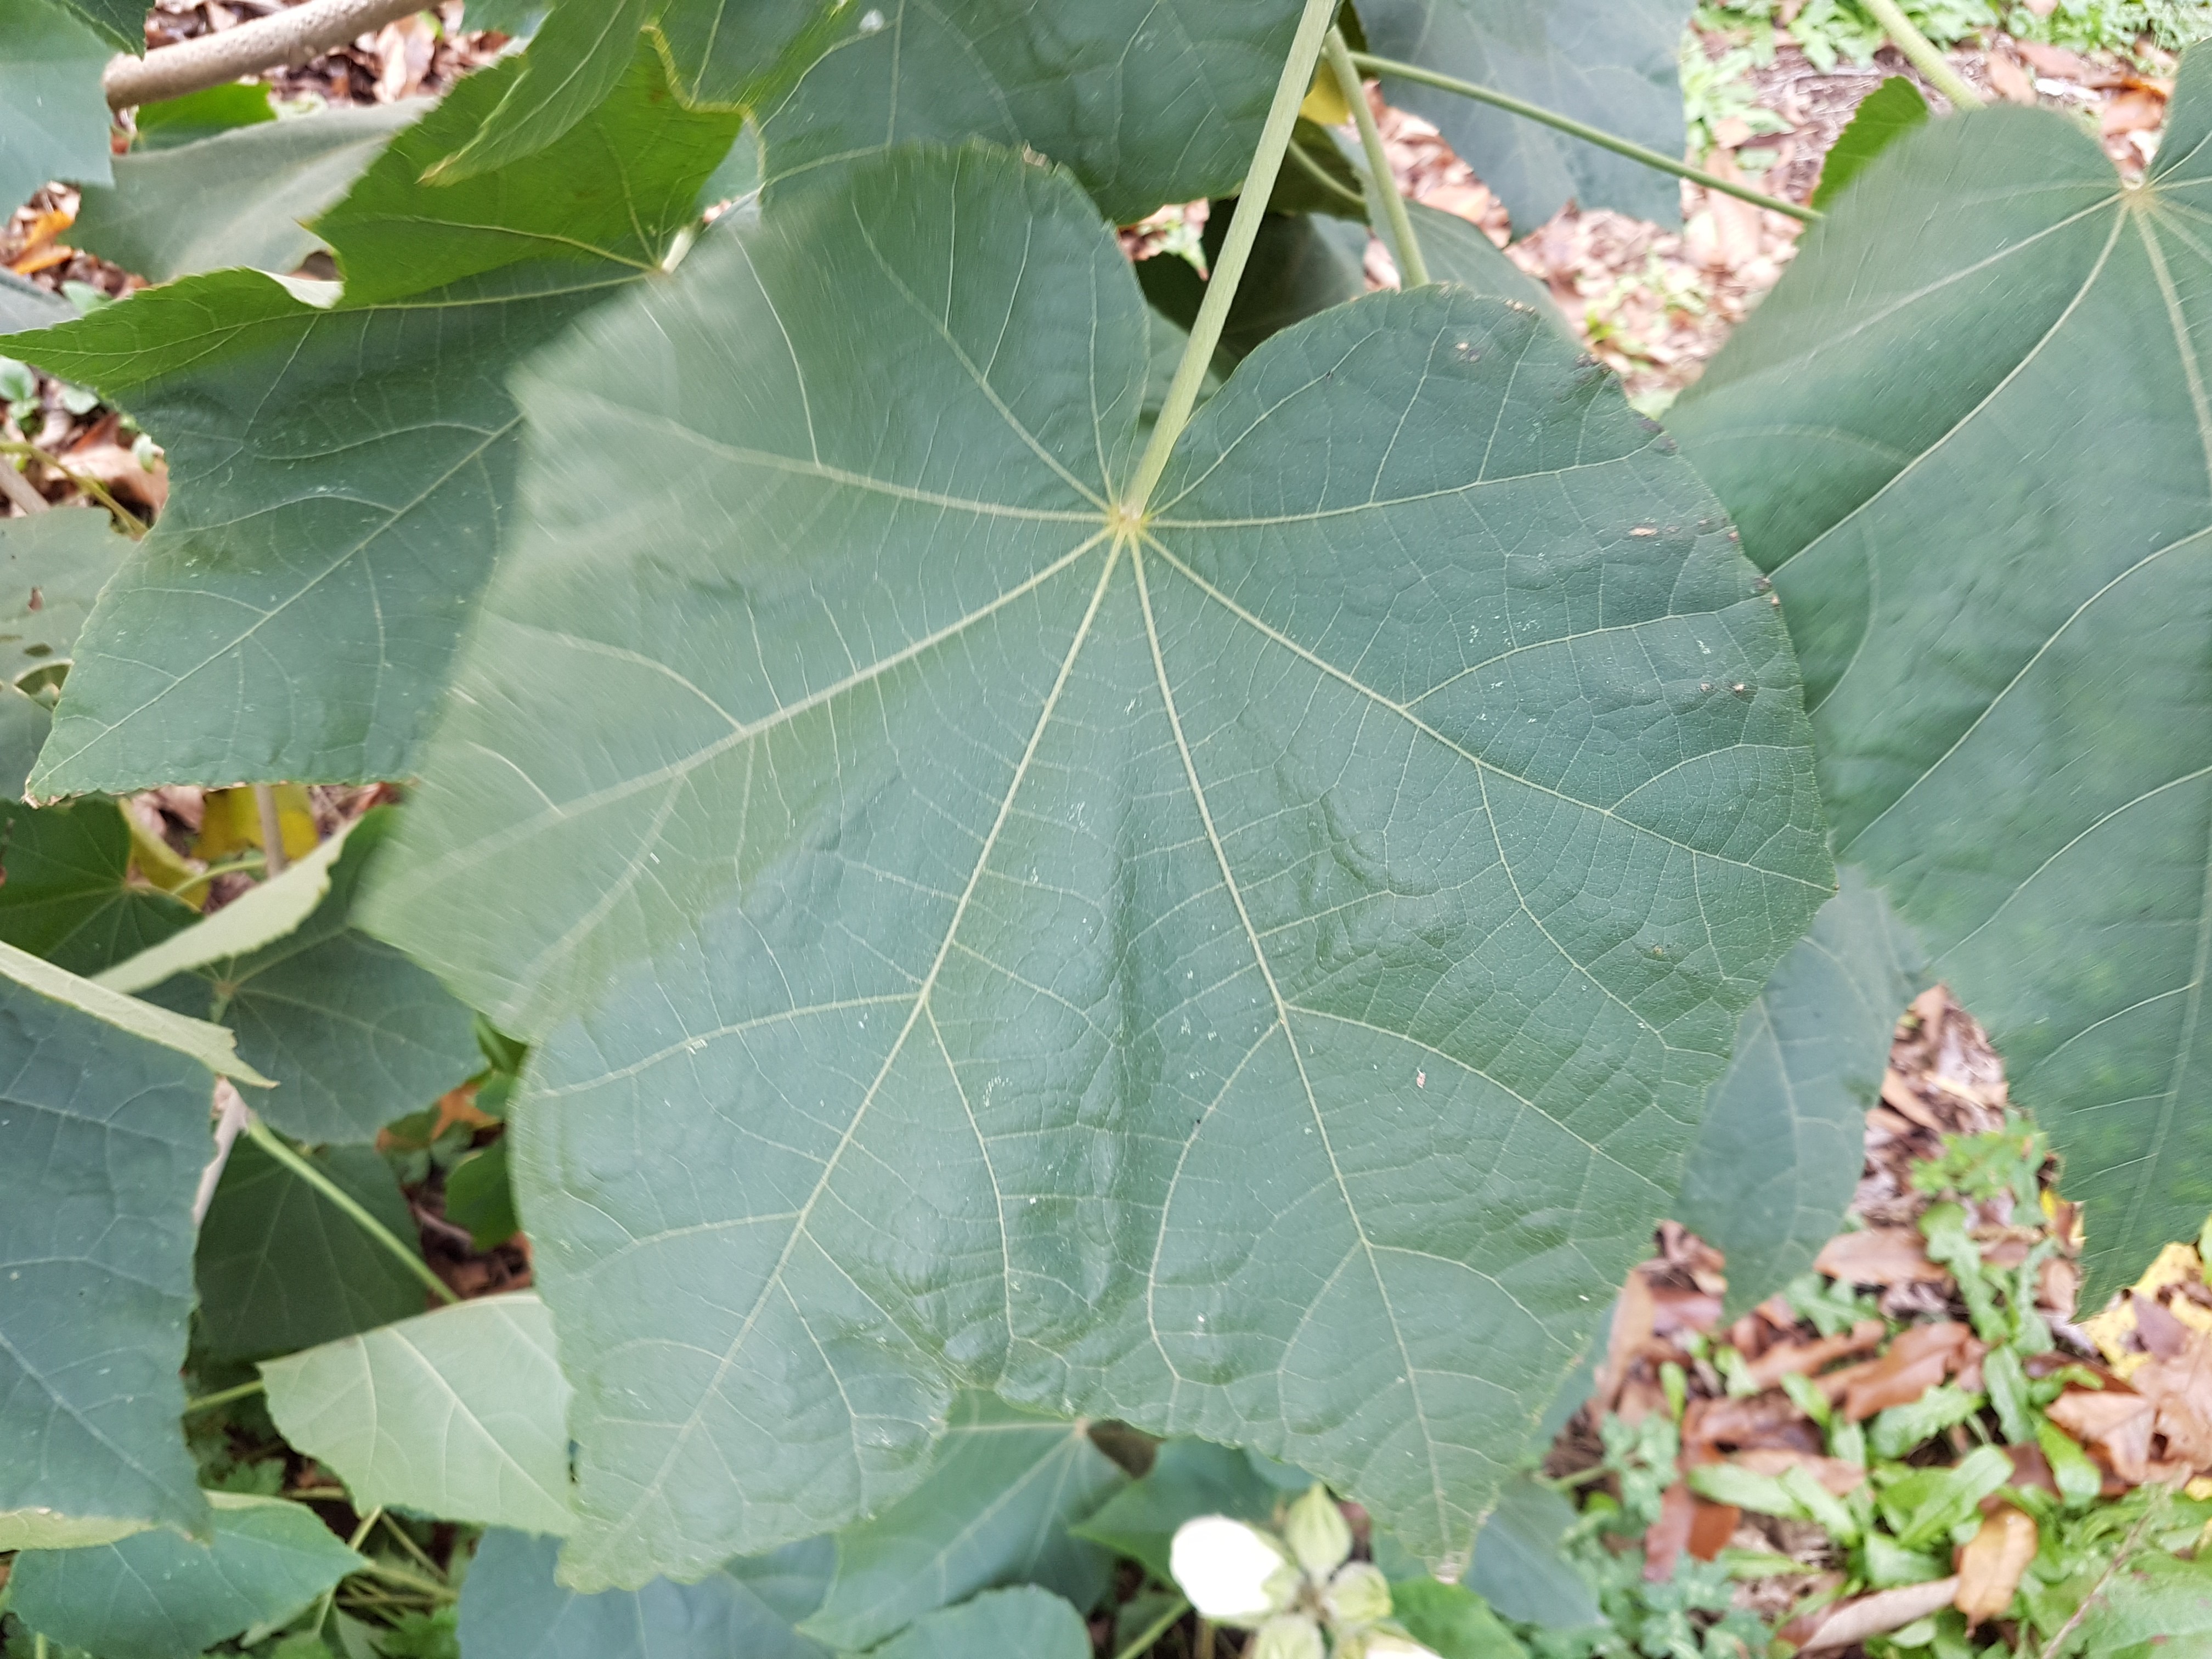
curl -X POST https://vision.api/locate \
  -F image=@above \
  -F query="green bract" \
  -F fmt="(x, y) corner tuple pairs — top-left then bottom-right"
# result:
(366, 140), (1827, 1583)
(1672, 46), (2212, 1295)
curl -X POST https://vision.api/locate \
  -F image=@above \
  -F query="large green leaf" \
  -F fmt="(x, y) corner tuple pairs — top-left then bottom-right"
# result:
(1359, 0), (1692, 230)
(1668, 47), (2212, 1294)
(798, 1395), (1122, 1651)
(0, 794), (195, 974)
(0, 505), (131, 682)
(0, 961), (216, 1549)
(261, 1293), (576, 1537)
(365, 143), (1827, 1585)
(72, 103), (426, 283)
(871, 1587), (1091, 1659)
(754, 0), (1309, 223)
(0, 0), (112, 216)
(8, 1494), (364, 1659)
(4, 44), (741, 795)
(194, 1135), (428, 1361)
(155, 808), (479, 1143)
(1674, 868), (1925, 1314)
(458, 1530), (833, 1659)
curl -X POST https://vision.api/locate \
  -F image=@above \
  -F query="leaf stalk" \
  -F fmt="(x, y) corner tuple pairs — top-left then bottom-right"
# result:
(1325, 30), (1429, 287)
(1859, 0), (1985, 109)
(1122, 0), (1344, 515)
(1347, 52), (1822, 225)
(241, 1117), (459, 1306)
(182, 1378), (266, 1416)
(1110, 1596), (1190, 1659)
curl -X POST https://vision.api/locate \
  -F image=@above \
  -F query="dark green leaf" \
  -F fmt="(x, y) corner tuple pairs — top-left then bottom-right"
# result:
(1809, 76), (1928, 211)
(1359, 0), (1693, 229)
(868, 1587), (1090, 1659)
(1674, 867), (1926, 1314)
(1463, 1474), (1599, 1628)
(0, 795), (195, 974)
(132, 84), (278, 149)
(757, 0), (1312, 222)
(457, 1530), (833, 1659)
(0, 506), (133, 681)
(45, 0), (143, 52)
(9, 1494), (364, 1659)
(1669, 47), (2212, 1295)
(0, 684), (52, 797)
(2073, 1549), (2212, 1657)
(167, 808), (480, 1143)
(260, 1293), (575, 1537)
(74, 103), (424, 282)
(0, 0), (115, 215)
(799, 1395), (1124, 1650)
(365, 143), (1827, 1585)
(428, 0), (657, 182)
(193, 1135), (427, 1361)
(0, 962), (215, 1548)
(444, 1138), (518, 1249)
(1406, 202), (1561, 325)
(6, 43), (741, 795)
(0, 268), (70, 332)
(1388, 1578), (1530, 1659)
(1071, 1439), (1288, 1584)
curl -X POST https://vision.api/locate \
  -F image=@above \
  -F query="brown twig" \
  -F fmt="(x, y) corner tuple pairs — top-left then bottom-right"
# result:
(103, 0), (432, 110)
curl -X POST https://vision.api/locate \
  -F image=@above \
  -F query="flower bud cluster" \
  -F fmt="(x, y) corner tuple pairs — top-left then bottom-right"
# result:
(1165, 1485), (1443, 1657)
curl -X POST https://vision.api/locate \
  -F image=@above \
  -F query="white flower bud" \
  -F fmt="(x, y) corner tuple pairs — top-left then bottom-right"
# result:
(1170, 1515), (1297, 1624)
(1283, 1483), (1355, 1578)
(1250, 1615), (1327, 1659)
(1323, 1561), (1393, 1629)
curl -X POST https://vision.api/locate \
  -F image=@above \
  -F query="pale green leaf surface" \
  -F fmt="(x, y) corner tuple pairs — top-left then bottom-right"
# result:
(0, 936), (267, 1081)
(2073, 1549), (2212, 1656)
(0, 685), (48, 797)
(194, 1135), (426, 1361)
(869, 1587), (1090, 1659)
(1674, 867), (1926, 1314)
(458, 1530), (833, 1659)
(0, 795), (195, 975)
(798, 1393), (1122, 1651)
(0, 0), (112, 214)
(428, 0), (656, 182)
(0, 505), (129, 681)
(364, 144), (1827, 1587)
(72, 103), (426, 282)
(133, 85), (278, 149)
(262, 1293), (575, 1537)
(97, 817), (354, 995)
(1358, 0), (1692, 229)
(1460, 1472), (1600, 1628)
(1407, 202), (1562, 325)
(160, 808), (479, 1142)
(1669, 50), (2212, 1294)
(0, 965), (213, 1548)
(0, 268), (69, 331)
(755, 0), (1310, 222)
(9, 1493), (365, 1659)
(1389, 1578), (1530, 1659)
(5, 44), (740, 795)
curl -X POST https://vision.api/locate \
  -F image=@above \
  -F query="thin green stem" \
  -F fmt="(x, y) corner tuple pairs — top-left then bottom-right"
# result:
(1122, 0), (1341, 515)
(1327, 30), (1428, 287)
(1348, 52), (1821, 225)
(242, 1118), (458, 1305)
(354, 1560), (458, 1602)
(0, 439), (149, 536)
(1859, 0), (1984, 109)
(312, 1506), (385, 1639)
(1283, 138), (1366, 212)
(1110, 1596), (1190, 1659)
(183, 1378), (266, 1415)
(253, 783), (288, 877)
(377, 1512), (447, 1582)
